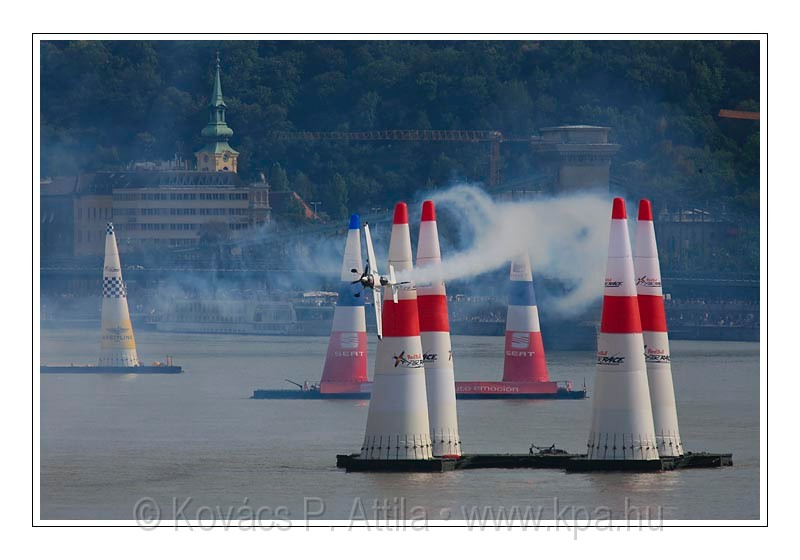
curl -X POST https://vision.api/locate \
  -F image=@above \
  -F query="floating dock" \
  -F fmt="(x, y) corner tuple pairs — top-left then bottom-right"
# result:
(338, 456), (458, 472)
(335, 450), (732, 473)
(564, 459), (664, 472)
(665, 452), (734, 469)
(252, 380), (586, 400)
(253, 388), (369, 399)
(564, 452), (734, 472)
(41, 365), (183, 374)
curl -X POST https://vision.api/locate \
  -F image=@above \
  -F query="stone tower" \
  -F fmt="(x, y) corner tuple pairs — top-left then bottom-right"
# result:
(531, 126), (620, 193)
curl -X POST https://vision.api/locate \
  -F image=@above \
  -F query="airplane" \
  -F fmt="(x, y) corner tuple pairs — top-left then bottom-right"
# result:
(350, 223), (410, 339)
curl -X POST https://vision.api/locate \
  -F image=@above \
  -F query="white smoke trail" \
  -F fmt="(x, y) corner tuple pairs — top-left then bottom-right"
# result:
(405, 184), (612, 317)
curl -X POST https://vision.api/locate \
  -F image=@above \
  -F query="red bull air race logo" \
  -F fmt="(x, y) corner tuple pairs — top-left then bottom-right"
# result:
(636, 275), (662, 288)
(422, 351), (439, 364)
(393, 351), (424, 368)
(604, 278), (624, 288)
(596, 350), (625, 365)
(643, 345), (670, 363)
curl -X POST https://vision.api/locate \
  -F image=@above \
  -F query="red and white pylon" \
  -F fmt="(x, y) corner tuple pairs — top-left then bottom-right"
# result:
(416, 200), (461, 458)
(360, 203), (432, 460)
(586, 198), (659, 462)
(634, 199), (683, 457)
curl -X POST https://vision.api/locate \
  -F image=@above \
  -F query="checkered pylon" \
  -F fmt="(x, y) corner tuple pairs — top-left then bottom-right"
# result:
(103, 277), (127, 298)
(106, 223), (115, 235)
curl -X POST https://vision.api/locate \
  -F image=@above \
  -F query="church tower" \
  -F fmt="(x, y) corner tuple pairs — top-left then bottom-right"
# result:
(195, 54), (239, 172)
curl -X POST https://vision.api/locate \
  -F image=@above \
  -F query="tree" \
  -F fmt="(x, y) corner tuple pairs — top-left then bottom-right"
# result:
(39, 39), (760, 218)
(269, 163), (289, 192)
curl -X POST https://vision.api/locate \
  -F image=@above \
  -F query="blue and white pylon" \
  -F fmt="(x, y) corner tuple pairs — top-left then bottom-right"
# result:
(320, 214), (369, 392)
(502, 254), (549, 383)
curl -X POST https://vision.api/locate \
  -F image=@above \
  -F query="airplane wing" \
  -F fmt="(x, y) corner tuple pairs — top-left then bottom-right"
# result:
(363, 223), (379, 276)
(389, 264), (399, 304)
(372, 287), (383, 340)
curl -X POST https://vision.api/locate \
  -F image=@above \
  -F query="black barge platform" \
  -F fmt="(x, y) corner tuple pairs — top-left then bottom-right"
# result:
(565, 452), (734, 472)
(564, 459), (664, 472)
(41, 365), (183, 374)
(338, 456), (458, 472)
(252, 387), (587, 400)
(252, 389), (370, 400)
(336, 451), (732, 473)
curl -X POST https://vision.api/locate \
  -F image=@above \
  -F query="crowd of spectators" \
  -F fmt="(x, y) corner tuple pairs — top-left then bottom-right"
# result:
(665, 297), (759, 328)
(42, 286), (760, 330)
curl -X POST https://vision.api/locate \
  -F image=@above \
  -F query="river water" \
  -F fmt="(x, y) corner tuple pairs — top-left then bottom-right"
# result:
(40, 328), (759, 521)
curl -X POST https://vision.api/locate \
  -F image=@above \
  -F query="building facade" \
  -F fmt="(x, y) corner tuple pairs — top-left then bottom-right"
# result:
(73, 174), (114, 257)
(654, 207), (741, 271)
(40, 177), (77, 259)
(111, 172), (269, 252)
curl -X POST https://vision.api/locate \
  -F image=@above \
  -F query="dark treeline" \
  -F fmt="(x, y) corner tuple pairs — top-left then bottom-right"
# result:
(41, 40), (760, 219)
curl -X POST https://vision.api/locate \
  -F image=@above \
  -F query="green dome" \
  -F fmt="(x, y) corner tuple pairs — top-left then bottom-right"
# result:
(201, 122), (233, 140)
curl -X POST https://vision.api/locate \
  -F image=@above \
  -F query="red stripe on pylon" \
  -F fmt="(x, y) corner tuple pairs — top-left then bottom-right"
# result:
(600, 296), (643, 333)
(320, 331), (368, 384)
(638, 294), (668, 332)
(417, 295), (450, 332)
(382, 298), (421, 337)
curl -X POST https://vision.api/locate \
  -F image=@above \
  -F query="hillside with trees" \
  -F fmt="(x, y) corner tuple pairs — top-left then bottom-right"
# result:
(40, 39), (760, 219)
